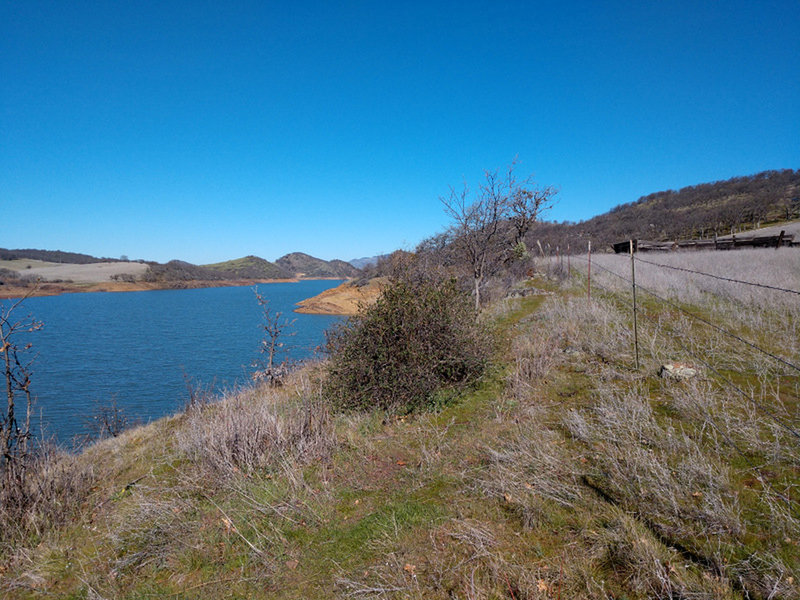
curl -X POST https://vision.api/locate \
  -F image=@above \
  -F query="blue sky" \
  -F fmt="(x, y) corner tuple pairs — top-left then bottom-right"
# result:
(2, 1), (798, 264)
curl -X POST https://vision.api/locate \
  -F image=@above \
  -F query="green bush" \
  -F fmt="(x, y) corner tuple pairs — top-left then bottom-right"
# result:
(325, 275), (491, 413)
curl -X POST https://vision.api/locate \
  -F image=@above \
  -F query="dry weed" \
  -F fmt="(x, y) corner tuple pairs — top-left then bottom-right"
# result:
(0, 442), (95, 552)
(177, 379), (334, 481)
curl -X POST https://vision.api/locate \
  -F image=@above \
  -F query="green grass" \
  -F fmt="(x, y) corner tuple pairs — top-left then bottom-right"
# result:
(202, 255), (290, 279)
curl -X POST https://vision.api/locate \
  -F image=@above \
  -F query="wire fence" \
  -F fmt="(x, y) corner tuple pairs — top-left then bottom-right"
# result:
(632, 255), (800, 297)
(560, 244), (800, 509)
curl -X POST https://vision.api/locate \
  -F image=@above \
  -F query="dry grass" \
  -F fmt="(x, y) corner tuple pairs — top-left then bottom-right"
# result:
(0, 260), (149, 283)
(0, 442), (96, 553)
(2, 253), (799, 599)
(177, 376), (334, 480)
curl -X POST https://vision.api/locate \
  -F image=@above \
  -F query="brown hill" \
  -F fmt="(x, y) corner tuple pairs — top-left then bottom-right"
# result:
(527, 169), (800, 252)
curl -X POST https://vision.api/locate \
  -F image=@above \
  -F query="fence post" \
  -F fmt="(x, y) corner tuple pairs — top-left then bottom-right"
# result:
(587, 241), (592, 301)
(630, 239), (640, 370)
(557, 245), (561, 275)
(567, 243), (571, 277)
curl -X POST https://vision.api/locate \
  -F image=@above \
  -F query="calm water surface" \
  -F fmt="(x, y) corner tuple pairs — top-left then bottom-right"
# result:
(6, 281), (343, 445)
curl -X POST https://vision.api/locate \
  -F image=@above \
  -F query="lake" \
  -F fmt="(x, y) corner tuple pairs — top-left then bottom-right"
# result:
(3, 281), (344, 446)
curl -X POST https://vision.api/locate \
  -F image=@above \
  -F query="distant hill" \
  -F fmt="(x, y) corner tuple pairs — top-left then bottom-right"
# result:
(526, 169), (800, 252)
(0, 248), (124, 264)
(276, 252), (360, 278)
(143, 256), (292, 282)
(203, 256), (290, 280)
(142, 260), (229, 282)
(349, 254), (388, 269)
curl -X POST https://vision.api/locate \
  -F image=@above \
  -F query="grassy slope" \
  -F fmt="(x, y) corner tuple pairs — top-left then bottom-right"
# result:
(2, 267), (798, 599)
(203, 255), (291, 280)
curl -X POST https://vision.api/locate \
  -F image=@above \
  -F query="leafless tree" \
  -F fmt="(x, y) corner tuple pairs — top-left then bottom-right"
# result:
(442, 162), (556, 310)
(252, 289), (296, 386)
(1, 292), (41, 484)
(508, 183), (558, 246)
(87, 396), (130, 439)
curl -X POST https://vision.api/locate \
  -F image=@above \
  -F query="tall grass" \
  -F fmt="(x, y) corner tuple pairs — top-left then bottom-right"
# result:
(492, 267), (800, 598)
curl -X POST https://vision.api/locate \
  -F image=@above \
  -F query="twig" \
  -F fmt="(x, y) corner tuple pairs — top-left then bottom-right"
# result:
(200, 492), (264, 556)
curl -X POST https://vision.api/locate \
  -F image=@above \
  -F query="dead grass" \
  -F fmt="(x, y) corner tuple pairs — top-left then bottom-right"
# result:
(0, 260), (149, 283)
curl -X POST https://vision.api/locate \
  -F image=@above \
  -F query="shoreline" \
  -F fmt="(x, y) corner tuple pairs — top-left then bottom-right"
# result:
(0, 277), (318, 300)
(293, 277), (384, 315)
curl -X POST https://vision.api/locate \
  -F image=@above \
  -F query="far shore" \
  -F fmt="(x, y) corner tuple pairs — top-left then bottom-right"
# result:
(0, 277), (345, 300)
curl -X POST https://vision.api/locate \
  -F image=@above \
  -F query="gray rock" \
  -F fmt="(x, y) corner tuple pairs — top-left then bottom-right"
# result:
(659, 363), (698, 379)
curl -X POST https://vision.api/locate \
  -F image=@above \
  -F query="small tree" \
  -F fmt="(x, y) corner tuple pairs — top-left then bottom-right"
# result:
(508, 183), (557, 247)
(252, 289), (296, 386)
(86, 396), (130, 440)
(1, 294), (41, 487)
(442, 169), (510, 311)
(442, 162), (556, 310)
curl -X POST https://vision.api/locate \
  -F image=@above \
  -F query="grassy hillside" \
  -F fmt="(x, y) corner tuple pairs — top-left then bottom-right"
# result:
(204, 255), (291, 280)
(277, 252), (361, 278)
(2, 246), (797, 598)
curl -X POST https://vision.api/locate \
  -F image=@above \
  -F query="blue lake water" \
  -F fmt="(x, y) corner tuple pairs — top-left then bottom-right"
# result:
(3, 281), (343, 446)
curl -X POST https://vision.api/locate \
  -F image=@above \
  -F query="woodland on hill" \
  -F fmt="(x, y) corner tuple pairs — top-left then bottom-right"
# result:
(0, 248), (127, 264)
(526, 169), (800, 252)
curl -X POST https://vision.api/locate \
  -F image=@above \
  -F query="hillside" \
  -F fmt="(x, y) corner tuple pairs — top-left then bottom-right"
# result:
(3, 251), (798, 598)
(141, 260), (230, 282)
(203, 255), (291, 280)
(527, 169), (800, 252)
(0, 248), (125, 264)
(348, 254), (388, 269)
(277, 252), (361, 278)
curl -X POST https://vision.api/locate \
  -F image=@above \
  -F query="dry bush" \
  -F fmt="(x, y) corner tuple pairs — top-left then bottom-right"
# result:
(0, 443), (95, 552)
(563, 384), (800, 598)
(587, 511), (737, 599)
(570, 385), (743, 540)
(537, 294), (631, 362)
(337, 518), (558, 600)
(667, 378), (799, 462)
(177, 378), (334, 480)
(109, 491), (195, 574)
(480, 416), (583, 527)
(508, 327), (559, 399)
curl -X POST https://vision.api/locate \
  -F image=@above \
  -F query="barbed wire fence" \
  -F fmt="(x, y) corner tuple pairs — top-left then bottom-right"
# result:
(554, 243), (800, 512)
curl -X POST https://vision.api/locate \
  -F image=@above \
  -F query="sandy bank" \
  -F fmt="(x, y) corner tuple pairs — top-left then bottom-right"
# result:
(294, 278), (384, 315)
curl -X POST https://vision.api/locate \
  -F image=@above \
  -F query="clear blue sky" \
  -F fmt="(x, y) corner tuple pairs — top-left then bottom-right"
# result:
(2, 1), (798, 264)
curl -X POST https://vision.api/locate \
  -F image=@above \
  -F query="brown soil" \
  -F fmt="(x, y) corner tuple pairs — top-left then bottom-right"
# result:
(293, 278), (384, 315)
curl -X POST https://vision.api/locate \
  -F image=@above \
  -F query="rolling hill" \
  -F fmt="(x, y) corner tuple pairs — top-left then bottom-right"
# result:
(276, 252), (361, 278)
(203, 255), (290, 280)
(526, 169), (800, 252)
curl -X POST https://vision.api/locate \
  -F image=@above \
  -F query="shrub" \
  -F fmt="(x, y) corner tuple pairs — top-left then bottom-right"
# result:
(324, 275), (491, 413)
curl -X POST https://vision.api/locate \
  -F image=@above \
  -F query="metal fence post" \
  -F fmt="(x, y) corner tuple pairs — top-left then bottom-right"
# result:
(630, 239), (640, 370)
(587, 241), (592, 301)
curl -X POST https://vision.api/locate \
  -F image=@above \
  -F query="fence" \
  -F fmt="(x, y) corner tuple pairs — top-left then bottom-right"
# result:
(561, 243), (800, 510)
